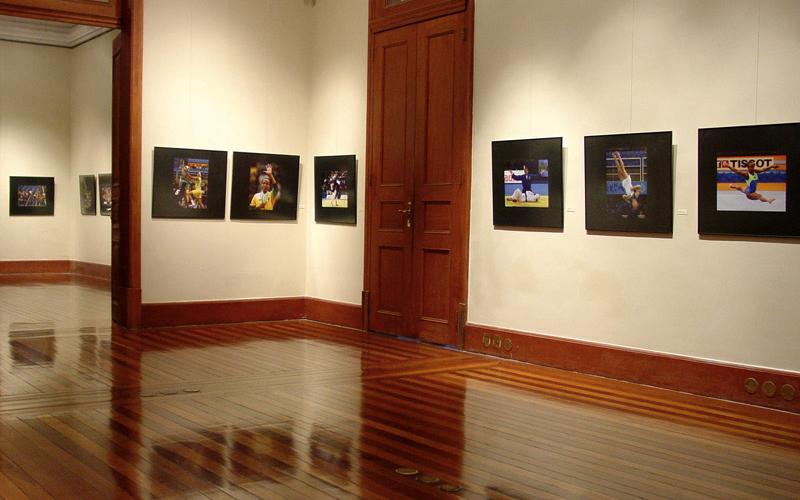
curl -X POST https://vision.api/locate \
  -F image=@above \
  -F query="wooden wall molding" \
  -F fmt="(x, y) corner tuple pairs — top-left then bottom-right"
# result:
(464, 322), (800, 413)
(305, 297), (363, 330)
(141, 297), (307, 328)
(1, 260), (110, 279)
(70, 260), (111, 280)
(141, 296), (363, 330)
(0, 0), (120, 28)
(0, 260), (71, 274)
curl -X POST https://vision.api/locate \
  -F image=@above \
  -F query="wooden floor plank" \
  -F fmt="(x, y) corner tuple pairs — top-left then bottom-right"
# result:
(0, 278), (798, 498)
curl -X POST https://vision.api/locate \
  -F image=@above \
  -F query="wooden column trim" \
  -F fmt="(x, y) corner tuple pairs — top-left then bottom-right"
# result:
(0, 0), (120, 27)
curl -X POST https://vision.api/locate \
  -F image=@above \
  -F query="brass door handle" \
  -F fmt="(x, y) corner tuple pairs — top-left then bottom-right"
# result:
(397, 202), (412, 227)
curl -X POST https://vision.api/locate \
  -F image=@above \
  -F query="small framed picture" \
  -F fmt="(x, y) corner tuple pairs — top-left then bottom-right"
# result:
(698, 122), (799, 237)
(98, 173), (112, 216)
(314, 155), (357, 225)
(152, 147), (227, 219)
(230, 151), (300, 221)
(10, 176), (55, 216)
(584, 131), (673, 233)
(491, 137), (563, 228)
(79, 175), (97, 215)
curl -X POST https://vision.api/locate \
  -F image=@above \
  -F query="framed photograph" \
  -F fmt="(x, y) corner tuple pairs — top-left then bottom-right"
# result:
(314, 155), (357, 225)
(152, 147), (227, 219)
(584, 131), (673, 233)
(491, 137), (563, 228)
(230, 151), (300, 221)
(9, 176), (54, 216)
(699, 122), (800, 237)
(79, 175), (96, 215)
(98, 173), (112, 216)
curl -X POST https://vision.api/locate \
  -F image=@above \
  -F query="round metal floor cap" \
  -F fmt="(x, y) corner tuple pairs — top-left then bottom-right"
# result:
(439, 483), (462, 492)
(394, 467), (419, 476)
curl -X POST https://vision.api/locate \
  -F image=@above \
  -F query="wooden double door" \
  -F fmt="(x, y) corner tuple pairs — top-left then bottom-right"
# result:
(365, 10), (472, 346)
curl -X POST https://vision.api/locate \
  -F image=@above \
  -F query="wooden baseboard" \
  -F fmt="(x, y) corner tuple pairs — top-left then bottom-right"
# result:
(70, 261), (111, 281)
(0, 260), (71, 274)
(0, 259), (110, 281)
(305, 297), (363, 330)
(141, 297), (307, 328)
(464, 323), (800, 413)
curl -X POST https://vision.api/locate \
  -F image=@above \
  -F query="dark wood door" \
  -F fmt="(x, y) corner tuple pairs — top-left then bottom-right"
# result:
(366, 11), (472, 345)
(367, 24), (417, 337)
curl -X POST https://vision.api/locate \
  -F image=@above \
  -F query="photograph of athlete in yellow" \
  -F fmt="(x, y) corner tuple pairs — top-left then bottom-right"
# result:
(250, 166), (281, 211)
(723, 159), (778, 204)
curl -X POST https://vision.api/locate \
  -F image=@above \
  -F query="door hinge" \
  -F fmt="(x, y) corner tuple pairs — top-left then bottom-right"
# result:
(456, 302), (467, 349)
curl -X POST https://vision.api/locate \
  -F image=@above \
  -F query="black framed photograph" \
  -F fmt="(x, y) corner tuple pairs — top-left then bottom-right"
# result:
(152, 147), (227, 219)
(230, 151), (300, 221)
(491, 137), (563, 228)
(79, 175), (96, 215)
(314, 155), (357, 225)
(98, 173), (112, 216)
(9, 176), (54, 216)
(584, 131), (673, 233)
(698, 122), (799, 237)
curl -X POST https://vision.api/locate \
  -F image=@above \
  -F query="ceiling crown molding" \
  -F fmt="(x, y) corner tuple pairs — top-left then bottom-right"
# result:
(0, 14), (109, 48)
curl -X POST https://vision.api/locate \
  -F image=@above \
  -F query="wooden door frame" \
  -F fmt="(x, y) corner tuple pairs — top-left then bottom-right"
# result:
(0, 0), (142, 329)
(362, 0), (474, 346)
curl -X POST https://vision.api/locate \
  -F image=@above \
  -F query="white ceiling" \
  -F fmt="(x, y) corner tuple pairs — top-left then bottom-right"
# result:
(0, 14), (110, 48)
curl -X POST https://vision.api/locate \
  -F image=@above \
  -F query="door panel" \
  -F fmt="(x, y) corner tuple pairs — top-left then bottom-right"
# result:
(366, 9), (471, 345)
(367, 25), (417, 336)
(412, 13), (468, 345)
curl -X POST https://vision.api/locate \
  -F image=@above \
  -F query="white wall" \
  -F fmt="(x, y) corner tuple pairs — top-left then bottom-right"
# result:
(471, 0), (800, 371)
(141, 0), (313, 302)
(0, 41), (72, 260)
(70, 31), (115, 265)
(304, 0), (368, 304)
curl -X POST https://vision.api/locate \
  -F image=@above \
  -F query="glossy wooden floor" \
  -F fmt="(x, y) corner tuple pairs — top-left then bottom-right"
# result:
(0, 278), (799, 499)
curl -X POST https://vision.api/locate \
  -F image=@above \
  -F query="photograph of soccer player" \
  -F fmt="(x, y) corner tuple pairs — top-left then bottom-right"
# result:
(584, 132), (672, 233)
(492, 137), (563, 228)
(9, 176), (55, 216)
(314, 155), (357, 224)
(231, 152), (300, 221)
(152, 147), (227, 219)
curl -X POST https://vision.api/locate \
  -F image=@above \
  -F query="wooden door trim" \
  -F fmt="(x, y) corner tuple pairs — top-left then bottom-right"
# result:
(363, 0), (473, 342)
(2, 0), (142, 329)
(369, 0), (464, 33)
(0, 0), (120, 27)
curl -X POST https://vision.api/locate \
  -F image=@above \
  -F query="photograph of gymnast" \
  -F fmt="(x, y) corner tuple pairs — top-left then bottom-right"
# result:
(584, 131), (672, 233)
(606, 149), (647, 219)
(698, 122), (799, 237)
(716, 155), (786, 212)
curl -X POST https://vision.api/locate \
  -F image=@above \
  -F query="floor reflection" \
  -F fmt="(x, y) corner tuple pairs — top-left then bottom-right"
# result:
(0, 280), (797, 498)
